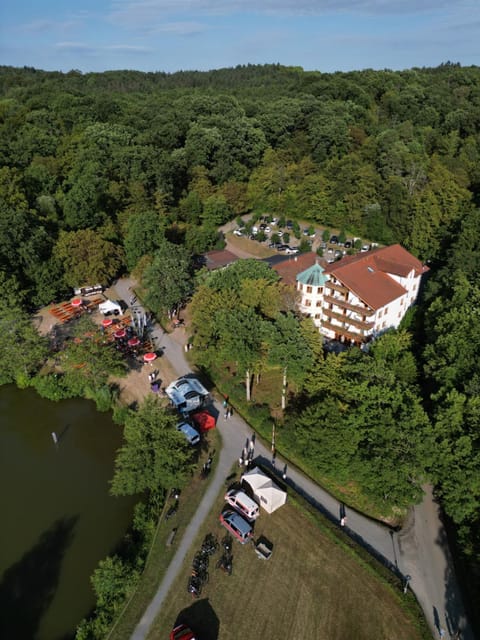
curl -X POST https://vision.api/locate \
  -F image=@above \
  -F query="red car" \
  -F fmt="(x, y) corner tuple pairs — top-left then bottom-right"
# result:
(170, 624), (197, 640)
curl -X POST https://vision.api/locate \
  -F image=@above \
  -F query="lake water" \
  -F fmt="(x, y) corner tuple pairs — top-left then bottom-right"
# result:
(0, 385), (136, 640)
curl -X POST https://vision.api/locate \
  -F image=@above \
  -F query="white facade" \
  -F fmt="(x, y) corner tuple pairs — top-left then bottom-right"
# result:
(296, 246), (428, 345)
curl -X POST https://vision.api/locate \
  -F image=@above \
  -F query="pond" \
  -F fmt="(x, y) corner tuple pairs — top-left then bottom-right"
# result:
(0, 385), (137, 640)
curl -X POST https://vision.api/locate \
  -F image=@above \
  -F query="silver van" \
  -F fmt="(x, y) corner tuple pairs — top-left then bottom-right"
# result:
(219, 509), (253, 544)
(224, 489), (259, 521)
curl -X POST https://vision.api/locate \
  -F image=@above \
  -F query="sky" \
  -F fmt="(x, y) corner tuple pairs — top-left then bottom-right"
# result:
(1, 0), (479, 74)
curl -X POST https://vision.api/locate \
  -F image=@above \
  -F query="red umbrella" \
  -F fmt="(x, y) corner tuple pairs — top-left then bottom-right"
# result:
(143, 352), (157, 363)
(102, 318), (113, 328)
(128, 336), (140, 347)
(71, 297), (82, 307)
(114, 328), (126, 339)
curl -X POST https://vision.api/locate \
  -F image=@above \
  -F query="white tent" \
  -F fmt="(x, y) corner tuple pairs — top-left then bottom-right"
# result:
(241, 467), (287, 514)
(98, 299), (123, 316)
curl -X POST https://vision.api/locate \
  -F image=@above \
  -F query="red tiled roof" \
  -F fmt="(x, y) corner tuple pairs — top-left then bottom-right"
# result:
(324, 244), (428, 310)
(271, 252), (322, 285)
(204, 249), (239, 271)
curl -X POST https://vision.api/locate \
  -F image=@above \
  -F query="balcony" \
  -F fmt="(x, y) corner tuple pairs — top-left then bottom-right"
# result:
(322, 308), (374, 332)
(323, 295), (374, 317)
(321, 320), (367, 343)
(324, 281), (349, 295)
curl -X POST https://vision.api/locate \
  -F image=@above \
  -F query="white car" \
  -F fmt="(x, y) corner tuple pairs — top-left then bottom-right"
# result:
(233, 228), (244, 237)
(176, 421), (201, 445)
(285, 247), (299, 255)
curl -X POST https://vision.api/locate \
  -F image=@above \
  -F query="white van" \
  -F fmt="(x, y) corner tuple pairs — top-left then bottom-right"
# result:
(224, 489), (260, 521)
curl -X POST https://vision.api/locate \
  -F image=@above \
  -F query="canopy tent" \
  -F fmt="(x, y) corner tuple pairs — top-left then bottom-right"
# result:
(241, 467), (287, 514)
(99, 299), (123, 316)
(191, 410), (216, 433)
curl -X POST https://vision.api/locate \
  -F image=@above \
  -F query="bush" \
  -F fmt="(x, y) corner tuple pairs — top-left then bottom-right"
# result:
(30, 373), (75, 401)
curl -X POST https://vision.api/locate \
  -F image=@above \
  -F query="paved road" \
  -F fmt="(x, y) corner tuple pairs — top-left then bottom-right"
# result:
(111, 277), (473, 640)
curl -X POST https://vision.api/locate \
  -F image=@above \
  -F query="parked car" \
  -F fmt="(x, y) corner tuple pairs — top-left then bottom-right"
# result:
(233, 228), (244, 236)
(224, 489), (260, 521)
(330, 235), (338, 244)
(285, 246), (299, 254)
(286, 220), (294, 229)
(219, 509), (253, 544)
(176, 421), (201, 445)
(276, 244), (288, 252)
(361, 244), (370, 252)
(268, 242), (282, 249)
(344, 240), (352, 249)
(170, 625), (196, 640)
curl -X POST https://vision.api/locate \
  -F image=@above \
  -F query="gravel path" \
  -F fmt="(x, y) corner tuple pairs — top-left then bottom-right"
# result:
(111, 277), (472, 640)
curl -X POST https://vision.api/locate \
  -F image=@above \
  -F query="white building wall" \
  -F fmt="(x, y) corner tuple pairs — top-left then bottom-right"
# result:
(373, 295), (407, 333)
(297, 281), (324, 328)
(299, 266), (423, 342)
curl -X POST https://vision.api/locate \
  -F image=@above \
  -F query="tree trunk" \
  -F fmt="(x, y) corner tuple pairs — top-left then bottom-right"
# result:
(246, 369), (251, 402)
(281, 366), (287, 410)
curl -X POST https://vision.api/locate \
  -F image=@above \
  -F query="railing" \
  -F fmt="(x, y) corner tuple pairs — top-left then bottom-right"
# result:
(323, 295), (374, 317)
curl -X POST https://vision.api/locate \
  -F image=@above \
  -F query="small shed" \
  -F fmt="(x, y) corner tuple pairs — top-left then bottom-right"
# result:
(241, 467), (287, 514)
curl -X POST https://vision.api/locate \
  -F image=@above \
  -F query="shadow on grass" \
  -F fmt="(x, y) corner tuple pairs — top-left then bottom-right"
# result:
(175, 598), (220, 640)
(0, 515), (78, 640)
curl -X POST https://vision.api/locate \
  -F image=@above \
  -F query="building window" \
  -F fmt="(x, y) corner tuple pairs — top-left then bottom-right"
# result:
(382, 321), (386, 328)
(384, 307), (388, 314)
(315, 313), (321, 319)
(316, 300), (322, 307)
(305, 300), (311, 307)
(306, 286), (312, 293)
(378, 309), (382, 317)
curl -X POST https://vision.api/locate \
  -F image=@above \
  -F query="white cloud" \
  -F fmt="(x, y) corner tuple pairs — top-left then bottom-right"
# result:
(55, 41), (152, 55)
(149, 21), (207, 35)
(22, 19), (80, 33)
(108, 0), (475, 20)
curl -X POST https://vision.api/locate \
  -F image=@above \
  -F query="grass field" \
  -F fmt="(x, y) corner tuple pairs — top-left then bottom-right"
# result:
(147, 473), (428, 640)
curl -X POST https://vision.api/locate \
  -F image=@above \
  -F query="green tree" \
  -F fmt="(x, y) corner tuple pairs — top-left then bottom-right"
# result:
(54, 229), (123, 288)
(268, 313), (313, 408)
(0, 271), (48, 385)
(123, 210), (167, 271)
(111, 397), (190, 496)
(141, 239), (192, 316)
(59, 317), (127, 402)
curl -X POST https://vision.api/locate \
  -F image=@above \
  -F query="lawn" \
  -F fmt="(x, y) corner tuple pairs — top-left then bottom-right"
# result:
(227, 233), (276, 258)
(147, 474), (428, 640)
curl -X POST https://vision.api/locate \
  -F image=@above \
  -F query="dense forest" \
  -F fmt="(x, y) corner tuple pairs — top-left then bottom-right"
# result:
(1, 63), (479, 634)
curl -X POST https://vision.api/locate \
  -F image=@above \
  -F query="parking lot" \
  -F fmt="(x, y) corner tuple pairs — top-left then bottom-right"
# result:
(227, 215), (375, 263)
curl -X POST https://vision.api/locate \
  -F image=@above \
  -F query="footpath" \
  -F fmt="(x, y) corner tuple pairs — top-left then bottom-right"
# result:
(110, 277), (472, 640)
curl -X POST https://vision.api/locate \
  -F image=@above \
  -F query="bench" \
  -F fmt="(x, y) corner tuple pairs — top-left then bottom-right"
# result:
(166, 527), (178, 547)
